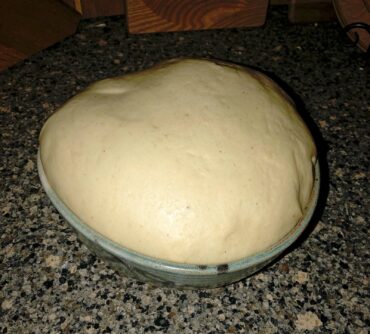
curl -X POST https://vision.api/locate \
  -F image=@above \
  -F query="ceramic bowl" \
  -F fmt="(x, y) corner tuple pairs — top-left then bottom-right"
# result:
(37, 150), (320, 289)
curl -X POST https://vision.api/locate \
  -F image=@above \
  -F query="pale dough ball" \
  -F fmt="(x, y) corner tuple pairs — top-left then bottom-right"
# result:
(40, 59), (317, 264)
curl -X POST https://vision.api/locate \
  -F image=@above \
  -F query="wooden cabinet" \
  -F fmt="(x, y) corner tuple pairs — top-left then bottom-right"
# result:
(3, 0), (365, 72)
(61, 0), (125, 18)
(126, 0), (269, 34)
(0, 0), (80, 71)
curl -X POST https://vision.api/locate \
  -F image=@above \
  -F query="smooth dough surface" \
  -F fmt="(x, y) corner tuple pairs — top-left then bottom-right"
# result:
(40, 59), (316, 264)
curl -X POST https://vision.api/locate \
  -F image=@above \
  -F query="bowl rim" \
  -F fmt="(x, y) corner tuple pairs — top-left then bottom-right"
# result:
(37, 149), (320, 276)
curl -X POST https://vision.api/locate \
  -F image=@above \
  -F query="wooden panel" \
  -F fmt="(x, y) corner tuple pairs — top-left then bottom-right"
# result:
(126, 0), (269, 34)
(62, 0), (125, 18)
(0, 0), (80, 71)
(333, 0), (370, 52)
(0, 45), (26, 71)
(288, 0), (336, 23)
(61, 0), (83, 13)
(80, 0), (125, 18)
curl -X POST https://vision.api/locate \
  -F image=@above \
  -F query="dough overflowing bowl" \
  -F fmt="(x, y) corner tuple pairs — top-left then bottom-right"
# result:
(38, 151), (320, 288)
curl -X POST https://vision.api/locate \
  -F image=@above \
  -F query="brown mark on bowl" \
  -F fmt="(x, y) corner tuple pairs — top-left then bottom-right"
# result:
(217, 264), (229, 273)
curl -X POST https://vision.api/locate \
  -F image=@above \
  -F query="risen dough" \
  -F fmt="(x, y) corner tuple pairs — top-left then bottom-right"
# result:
(40, 59), (316, 264)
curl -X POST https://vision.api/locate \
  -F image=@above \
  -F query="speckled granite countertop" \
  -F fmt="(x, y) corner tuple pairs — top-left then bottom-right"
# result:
(1, 8), (369, 334)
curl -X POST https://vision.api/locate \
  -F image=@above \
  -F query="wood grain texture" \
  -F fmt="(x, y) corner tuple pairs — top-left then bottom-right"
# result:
(0, 0), (80, 71)
(333, 0), (370, 52)
(126, 0), (269, 34)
